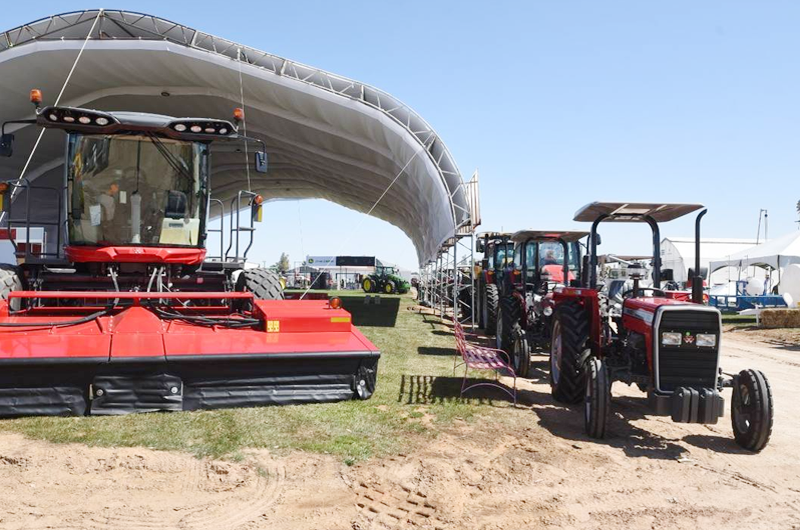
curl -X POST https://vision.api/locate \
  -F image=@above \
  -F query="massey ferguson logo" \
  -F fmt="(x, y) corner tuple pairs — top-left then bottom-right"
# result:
(682, 332), (695, 344)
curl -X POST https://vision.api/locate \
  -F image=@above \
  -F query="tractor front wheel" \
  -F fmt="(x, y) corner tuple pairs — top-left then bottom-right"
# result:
(484, 284), (499, 335)
(731, 369), (773, 452)
(384, 280), (396, 294)
(550, 301), (590, 404)
(511, 323), (531, 378)
(584, 357), (610, 439)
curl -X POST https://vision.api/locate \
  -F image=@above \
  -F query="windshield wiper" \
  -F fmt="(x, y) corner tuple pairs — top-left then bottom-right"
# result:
(145, 133), (193, 184)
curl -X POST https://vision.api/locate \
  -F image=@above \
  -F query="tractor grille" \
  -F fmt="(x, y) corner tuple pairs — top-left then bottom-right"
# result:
(656, 310), (720, 392)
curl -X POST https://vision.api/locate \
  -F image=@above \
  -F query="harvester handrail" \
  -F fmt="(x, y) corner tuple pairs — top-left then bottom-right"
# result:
(8, 291), (253, 299)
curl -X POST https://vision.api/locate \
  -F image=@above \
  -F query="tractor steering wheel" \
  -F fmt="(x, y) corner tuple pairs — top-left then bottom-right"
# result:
(621, 287), (666, 299)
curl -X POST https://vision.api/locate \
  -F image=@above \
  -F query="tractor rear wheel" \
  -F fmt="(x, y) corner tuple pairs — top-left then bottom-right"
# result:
(550, 301), (590, 404)
(585, 357), (610, 438)
(0, 264), (22, 311)
(242, 268), (285, 300)
(731, 369), (773, 452)
(362, 277), (374, 293)
(477, 284), (485, 329)
(484, 284), (499, 335)
(498, 294), (521, 352)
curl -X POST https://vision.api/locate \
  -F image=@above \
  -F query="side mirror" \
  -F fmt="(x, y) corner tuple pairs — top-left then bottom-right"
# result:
(165, 190), (188, 219)
(476, 239), (485, 253)
(661, 268), (674, 282)
(594, 233), (602, 246)
(254, 151), (268, 174)
(0, 134), (14, 157)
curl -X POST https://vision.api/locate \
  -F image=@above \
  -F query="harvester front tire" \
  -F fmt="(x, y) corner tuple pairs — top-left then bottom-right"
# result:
(585, 357), (610, 439)
(242, 268), (285, 300)
(484, 284), (499, 335)
(731, 369), (773, 452)
(0, 264), (22, 311)
(550, 301), (590, 404)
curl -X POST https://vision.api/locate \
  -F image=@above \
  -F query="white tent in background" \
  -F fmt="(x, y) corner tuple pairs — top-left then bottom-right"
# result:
(708, 232), (800, 273)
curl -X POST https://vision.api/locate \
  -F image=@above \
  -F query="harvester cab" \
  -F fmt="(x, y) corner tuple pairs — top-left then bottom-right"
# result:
(549, 202), (773, 452)
(0, 90), (380, 417)
(495, 230), (587, 378)
(475, 231), (513, 334)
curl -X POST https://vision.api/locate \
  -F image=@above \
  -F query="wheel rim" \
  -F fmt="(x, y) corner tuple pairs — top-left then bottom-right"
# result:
(364, 279), (371, 291)
(513, 334), (522, 371)
(385, 284), (392, 294)
(734, 383), (752, 433)
(551, 321), (562, 385)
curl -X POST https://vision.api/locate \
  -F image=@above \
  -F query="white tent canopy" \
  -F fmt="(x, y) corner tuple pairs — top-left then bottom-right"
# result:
(709, 232), (800, 272)
(0, 10), (475, 265)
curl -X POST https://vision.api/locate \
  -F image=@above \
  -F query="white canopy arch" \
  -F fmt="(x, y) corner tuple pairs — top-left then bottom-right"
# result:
(0, 10), (475, 265)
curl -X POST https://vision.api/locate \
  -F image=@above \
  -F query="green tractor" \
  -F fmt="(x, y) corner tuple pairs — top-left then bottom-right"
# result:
(362, 266), (410, 294)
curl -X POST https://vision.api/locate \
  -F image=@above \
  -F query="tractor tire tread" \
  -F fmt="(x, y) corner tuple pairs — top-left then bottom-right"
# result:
(243, 268), (285, 300)
(732, 369), (773, 452)
(485, 284), (499, 335)
(551, 301), (589, 404)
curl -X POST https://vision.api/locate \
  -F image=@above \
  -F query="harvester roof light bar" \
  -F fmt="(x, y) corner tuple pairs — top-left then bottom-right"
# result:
(39, 106), (119, 129)
(169, 120), (236, 137)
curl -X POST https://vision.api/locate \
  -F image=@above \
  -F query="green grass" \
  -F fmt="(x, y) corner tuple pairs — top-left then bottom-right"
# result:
(0, 293), (509, 462)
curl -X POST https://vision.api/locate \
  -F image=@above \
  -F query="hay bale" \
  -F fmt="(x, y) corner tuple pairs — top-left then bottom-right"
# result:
(760, 309), (800, 328)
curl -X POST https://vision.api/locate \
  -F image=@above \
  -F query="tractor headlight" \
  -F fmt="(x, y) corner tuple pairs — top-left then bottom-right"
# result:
(661, 332), (682, 346)
(696, 333), (717, 347)
(543, 306), (553, 317)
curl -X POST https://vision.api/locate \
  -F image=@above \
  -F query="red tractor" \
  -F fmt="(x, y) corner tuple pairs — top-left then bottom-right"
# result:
(475, 232), (513, 335)
(495, 230), (587, 378)
(549, 202), (773, 452)
(0, 90), (379, 416)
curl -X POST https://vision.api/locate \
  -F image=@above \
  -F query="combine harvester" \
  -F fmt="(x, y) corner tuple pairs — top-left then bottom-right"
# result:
(0, 90), (379, 416)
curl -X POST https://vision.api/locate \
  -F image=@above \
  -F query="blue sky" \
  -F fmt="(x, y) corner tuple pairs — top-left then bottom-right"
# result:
(4, 2), (799, 269)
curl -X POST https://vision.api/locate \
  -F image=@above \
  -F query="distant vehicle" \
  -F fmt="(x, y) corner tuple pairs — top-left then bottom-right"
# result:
(361, 266), (410, 294)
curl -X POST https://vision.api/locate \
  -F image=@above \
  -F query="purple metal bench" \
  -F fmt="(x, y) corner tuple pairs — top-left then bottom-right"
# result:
(453, 320), (517, 404)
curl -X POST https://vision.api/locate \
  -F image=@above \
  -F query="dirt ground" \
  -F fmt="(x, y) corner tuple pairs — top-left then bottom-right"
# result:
(0, 331), (798, 529)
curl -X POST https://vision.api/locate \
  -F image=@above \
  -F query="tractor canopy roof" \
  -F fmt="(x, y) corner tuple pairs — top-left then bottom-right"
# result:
(510, 230), (589, 243)
(574, 202), (705, 223)
(36, 105), (238, 142)
(476, 231), (513, 240)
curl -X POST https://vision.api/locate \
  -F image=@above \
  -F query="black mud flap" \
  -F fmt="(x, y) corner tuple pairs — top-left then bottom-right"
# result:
(353, 357), (378, 400)
(0, 386), (86, 417)
(90, 373), (183, 415)
(0, 367), (89, 417)
(670, 387), (724, 424)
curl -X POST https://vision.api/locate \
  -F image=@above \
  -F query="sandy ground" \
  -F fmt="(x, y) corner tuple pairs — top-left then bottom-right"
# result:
(0, 332), (798, 529)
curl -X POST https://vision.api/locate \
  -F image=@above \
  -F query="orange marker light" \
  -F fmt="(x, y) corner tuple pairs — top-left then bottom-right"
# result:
(0, 183), (9, 194)
(253, 194), (264, 205)
(233, 107), (244, 121)
(329, 297), (342, 310)
(30, 89), (43, 105)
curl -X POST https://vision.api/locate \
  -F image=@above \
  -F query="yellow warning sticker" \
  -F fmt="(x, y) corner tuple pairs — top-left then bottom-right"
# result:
(266, 320), (280, 333)
(330, 317), (351, 323)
